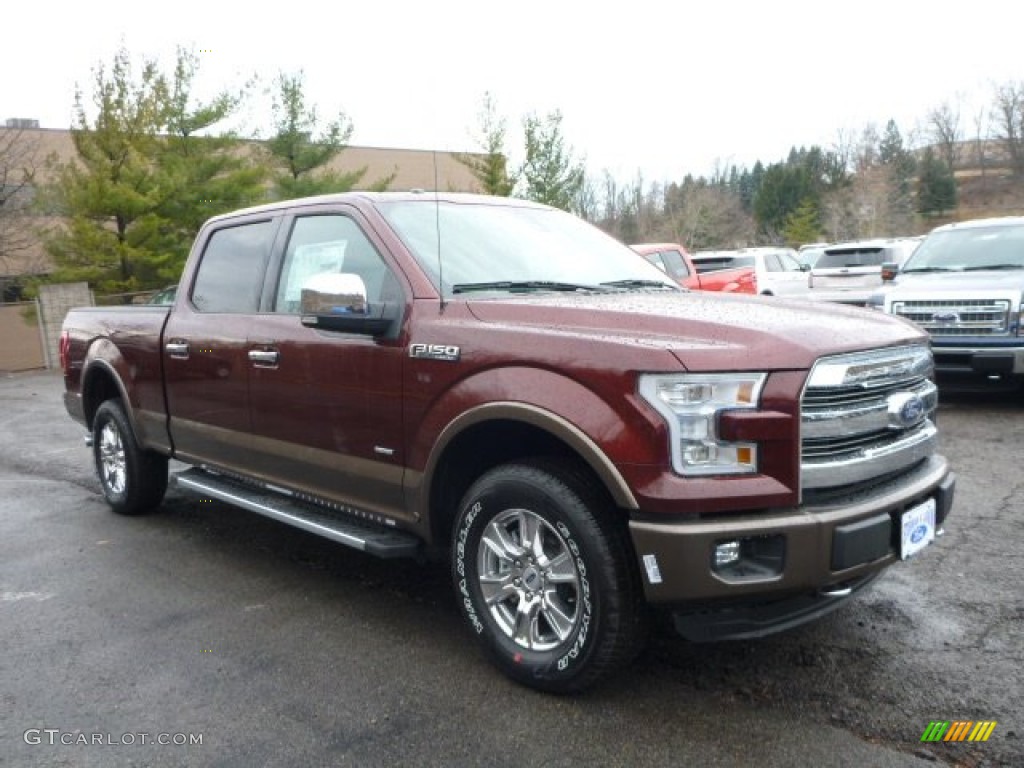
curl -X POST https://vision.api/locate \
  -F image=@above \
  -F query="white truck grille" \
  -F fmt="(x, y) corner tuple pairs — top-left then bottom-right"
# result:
(892, 299), (1010, 336)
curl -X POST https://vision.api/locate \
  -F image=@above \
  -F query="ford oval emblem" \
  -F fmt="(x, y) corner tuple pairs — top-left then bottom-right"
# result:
(888, 392), (927, 429)
(910, 524), (929, 544)
(932, 311), (959, 324)
(900, 396), (925, 425)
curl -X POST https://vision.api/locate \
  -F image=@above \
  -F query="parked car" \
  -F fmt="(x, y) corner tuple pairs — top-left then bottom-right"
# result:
(689, 248), (810, 296)
(869, 216), (1024, 390)
(797, 243), (829, 268)
(808, 238), (920, 305)
(738, 247), (811, 297)
(630, 243), (701, 289)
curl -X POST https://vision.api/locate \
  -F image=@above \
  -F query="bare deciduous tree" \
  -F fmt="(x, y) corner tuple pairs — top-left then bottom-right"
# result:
(0, 125), (41, 276)
(854, 123), (881, 172)
(662, 181), (754, 250)
(992, 81), (1024, 177)
(972, 105), (989, 187)
(926, 99), (962, 170)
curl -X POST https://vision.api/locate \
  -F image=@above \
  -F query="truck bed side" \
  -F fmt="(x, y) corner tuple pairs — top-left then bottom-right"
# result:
(693, 266), (757, 293)
(62, 305), (174, 455)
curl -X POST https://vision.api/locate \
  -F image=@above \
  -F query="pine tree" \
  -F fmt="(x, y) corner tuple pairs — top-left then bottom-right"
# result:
(43, 47), (269, 296)
(782, 199), (821, 245)
(43, 47), (168, 295)
(456, 92), (516, 196)
(917, 147), (957, 216)
(877, 119), (917, 231)
(266, 71), (393, 199)
(149, 48), (268, 282)
(753, 162), (816, 236)
(519, 111), (584, 212)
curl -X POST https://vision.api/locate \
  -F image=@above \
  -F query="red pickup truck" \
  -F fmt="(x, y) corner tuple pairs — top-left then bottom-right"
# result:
(61, 192), (955, 692)
(690, 250), (759, 294)
(629, 243), (702, 289)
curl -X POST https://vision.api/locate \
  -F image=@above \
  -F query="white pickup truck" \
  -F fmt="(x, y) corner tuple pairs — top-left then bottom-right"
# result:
(869, 217), (1024, 390)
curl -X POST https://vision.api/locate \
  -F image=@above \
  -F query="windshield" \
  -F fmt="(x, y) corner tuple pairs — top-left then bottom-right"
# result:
(903, 223), (1024, 271)
(376, 199), (679, 296)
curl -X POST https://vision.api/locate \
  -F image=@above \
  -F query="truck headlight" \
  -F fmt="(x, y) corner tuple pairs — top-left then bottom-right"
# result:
(639, 373), (766, 476)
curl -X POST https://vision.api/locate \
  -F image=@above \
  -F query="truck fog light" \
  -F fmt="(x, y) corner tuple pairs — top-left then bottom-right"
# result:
(714, 540), (741, 568)
(710, 535), (786, 583)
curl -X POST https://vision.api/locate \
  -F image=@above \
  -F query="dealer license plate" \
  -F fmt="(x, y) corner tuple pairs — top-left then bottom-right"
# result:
(900, 498), (936, 560)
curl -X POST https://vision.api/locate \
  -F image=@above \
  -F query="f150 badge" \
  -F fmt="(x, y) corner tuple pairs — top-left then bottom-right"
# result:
(409, 343), (461, 362)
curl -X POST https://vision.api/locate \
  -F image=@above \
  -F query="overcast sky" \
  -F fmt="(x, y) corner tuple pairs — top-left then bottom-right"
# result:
(5, 0), (1020, 183)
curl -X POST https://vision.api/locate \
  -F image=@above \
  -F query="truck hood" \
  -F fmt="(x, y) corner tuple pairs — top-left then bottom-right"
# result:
(466, 291), (926, 371)
(885, 269), (1024, 294)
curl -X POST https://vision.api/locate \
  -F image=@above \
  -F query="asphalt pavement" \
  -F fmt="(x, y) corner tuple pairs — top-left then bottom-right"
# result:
(1, 371), (1020, 767)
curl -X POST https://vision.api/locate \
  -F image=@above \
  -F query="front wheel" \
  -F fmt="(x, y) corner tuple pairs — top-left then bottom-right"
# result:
(92, 399), (168, 515)
(452, 461), (645, 693)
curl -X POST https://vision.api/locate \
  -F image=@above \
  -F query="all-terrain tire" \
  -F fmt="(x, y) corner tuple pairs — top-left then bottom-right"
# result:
(452, 460), (646, 693)
(92, 399), (168, 515)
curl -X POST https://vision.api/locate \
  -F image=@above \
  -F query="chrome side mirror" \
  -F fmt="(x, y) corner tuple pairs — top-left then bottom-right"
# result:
(300, 273), (368, 316)
(299, 273), (393, 335)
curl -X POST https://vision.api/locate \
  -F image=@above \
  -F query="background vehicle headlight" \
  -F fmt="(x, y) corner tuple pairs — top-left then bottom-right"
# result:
(639, 373), (766, 476)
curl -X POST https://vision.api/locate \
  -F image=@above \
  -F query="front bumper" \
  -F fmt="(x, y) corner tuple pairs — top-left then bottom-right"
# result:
(932, 343), (1024, 377)
(628, 455), (954, 611)
(672, 570), (882, 641)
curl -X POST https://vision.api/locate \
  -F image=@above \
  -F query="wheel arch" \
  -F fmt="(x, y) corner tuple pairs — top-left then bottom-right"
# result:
(422, 403), (638, 550)
(80, 342), (141, 441)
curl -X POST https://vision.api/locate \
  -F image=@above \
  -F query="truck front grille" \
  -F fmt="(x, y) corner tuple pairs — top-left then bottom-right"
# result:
(892, 299), (1010, 336)
(800, 346), (937, 494)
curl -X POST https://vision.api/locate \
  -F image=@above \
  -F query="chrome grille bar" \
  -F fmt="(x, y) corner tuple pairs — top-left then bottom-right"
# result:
(892, 299), (1010, 336)
(801, 345), (937, 491)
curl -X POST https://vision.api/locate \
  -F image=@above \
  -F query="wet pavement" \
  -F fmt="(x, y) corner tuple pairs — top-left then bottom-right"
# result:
(1, 371), (1020, 767)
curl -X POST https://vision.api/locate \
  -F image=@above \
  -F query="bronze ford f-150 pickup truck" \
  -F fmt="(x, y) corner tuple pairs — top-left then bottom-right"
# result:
(61, 192), (955, 692)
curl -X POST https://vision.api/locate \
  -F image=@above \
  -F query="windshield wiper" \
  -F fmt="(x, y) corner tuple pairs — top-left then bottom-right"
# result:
(962, 263), (1024, 271)
(901, 266), (959, 273)
(451, 280), (607, 294)
(600, 279), (679, 290)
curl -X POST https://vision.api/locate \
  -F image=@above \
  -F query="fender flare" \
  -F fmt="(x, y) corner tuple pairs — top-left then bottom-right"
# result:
(420, 401), (639, 513)
(80, 340), (143, 442)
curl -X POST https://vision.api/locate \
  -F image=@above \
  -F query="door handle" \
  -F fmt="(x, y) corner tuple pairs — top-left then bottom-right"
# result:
(165, 341), (190, 359)
(248, 349), (280, 366)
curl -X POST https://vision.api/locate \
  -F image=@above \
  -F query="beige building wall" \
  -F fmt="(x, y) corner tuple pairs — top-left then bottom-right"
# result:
(0, 303), (45, 371)
(0, 126), (484, 279)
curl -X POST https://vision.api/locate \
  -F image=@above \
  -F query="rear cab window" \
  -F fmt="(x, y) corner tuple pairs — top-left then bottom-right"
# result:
(190, 220), (276, 313)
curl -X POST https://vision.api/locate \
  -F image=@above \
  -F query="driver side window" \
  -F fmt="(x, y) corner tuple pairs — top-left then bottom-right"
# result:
(274, 215), (396, 313)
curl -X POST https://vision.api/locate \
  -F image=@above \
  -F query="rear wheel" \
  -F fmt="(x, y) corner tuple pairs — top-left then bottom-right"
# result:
(452, 460), (645, 693)
(92, 399), (168, 515)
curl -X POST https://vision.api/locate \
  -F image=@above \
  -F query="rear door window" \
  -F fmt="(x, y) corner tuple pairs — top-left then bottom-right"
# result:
(191, 220), (275, 313)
